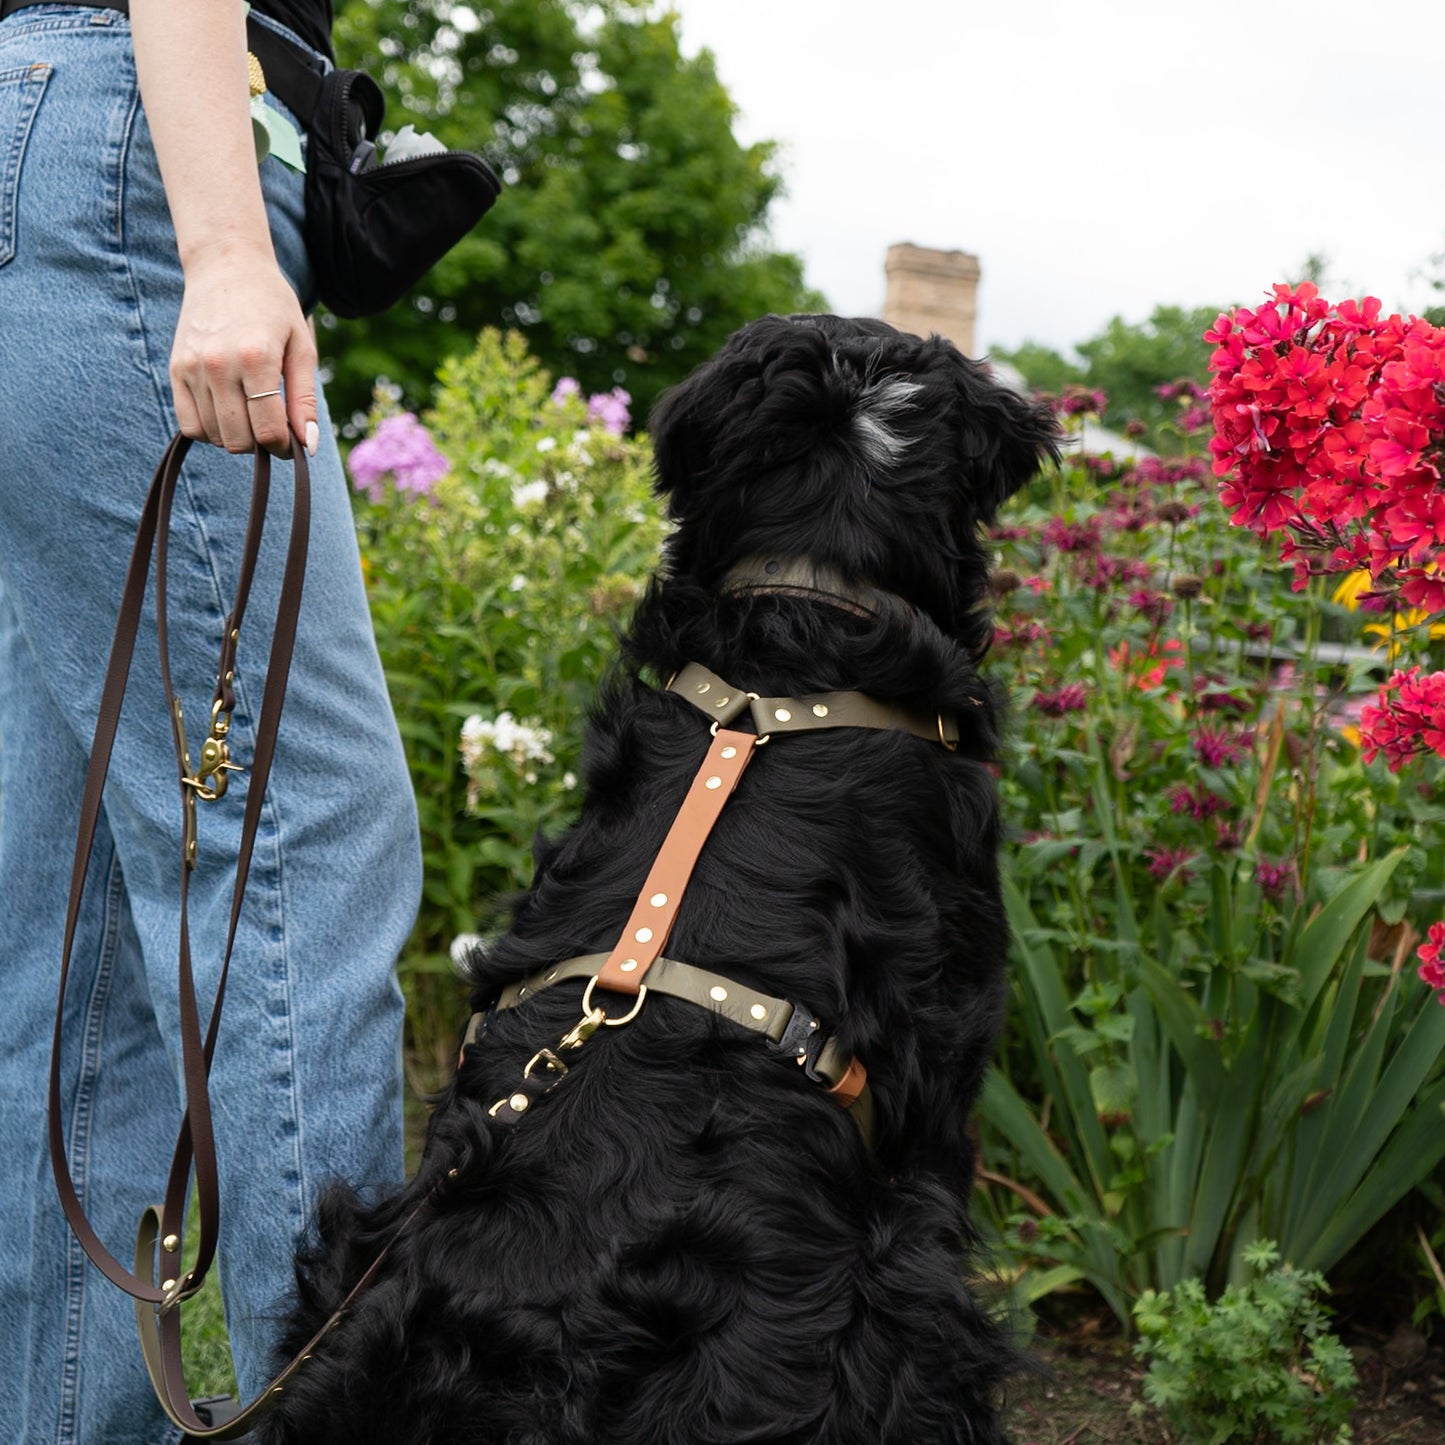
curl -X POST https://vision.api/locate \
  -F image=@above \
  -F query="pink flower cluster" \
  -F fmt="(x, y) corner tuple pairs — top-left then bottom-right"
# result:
(1206, 282), (1445, 610)
(348, 413), (449, 502)
(552, 377), (632, 435)
(1209, 282), (1445, 1000)
(1359, 667), (1445, 771)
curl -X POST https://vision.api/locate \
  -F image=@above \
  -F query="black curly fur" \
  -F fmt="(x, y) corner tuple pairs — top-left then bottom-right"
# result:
(259, 315), (1061, 1445)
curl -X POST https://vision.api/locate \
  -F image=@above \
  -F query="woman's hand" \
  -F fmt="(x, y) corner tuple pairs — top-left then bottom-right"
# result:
(131, 0), (317, 458)
(170, 236), (319, 458)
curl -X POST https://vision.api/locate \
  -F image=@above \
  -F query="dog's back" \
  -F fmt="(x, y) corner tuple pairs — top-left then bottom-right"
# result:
(261, 316), (1060, 1445)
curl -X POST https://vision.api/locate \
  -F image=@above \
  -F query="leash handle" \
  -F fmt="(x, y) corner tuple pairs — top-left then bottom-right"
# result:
(47, 434), (309, 1431)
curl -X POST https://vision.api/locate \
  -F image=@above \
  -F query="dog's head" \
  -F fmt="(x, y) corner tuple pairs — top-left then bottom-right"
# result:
(649, 314), (1061, 648)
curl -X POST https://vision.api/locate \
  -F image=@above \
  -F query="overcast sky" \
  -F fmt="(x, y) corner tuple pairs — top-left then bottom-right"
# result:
(665, 0), (1445, 360)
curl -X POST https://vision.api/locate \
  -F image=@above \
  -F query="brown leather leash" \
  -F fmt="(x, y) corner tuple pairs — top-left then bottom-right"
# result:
(47, 432), (380, 1439)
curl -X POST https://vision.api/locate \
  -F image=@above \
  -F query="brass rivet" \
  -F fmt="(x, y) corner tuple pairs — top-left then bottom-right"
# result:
(517, 987), (529, 999)
(447, 1168), (459, 1178)
(813, 703), (829, 717)
(714, 697), (730, 709)
(709, 985), (729, 1001)
(509, 1093), (530, 1111)
(620, 958), (639, 972)
(720, 746), (737, 759)
(705, 776), (722, 789)
(545, 970), (557, 982)
(750, 1004), (768, 1020)
(635, 927), (653, 943)
(650, 892), (668, 907)
(162, 1279), (176, 1292)
(162, 1234), (179, 1253)
(696, 681), (711, 693)
(775, 708), (792, 722)
(231, 629), (240, 642)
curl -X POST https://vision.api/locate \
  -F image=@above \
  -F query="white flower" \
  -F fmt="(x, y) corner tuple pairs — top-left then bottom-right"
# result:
(508, 573), (527, 591)
(536, 436), (557, 453)
(563, 771), (578, 791)
(511, 479), (548, 508)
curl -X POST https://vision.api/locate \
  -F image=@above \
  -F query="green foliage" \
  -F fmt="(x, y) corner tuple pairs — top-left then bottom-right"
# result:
(354, 329), (666, 1075)
(1133, 1242), (1357, 1445)
(978, 421), (1445, 1324)
(995, 304), (1223, 451)
(326, 0), (820, 427)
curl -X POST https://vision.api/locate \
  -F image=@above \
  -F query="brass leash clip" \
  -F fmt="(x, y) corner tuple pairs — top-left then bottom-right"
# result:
(182, 698), (245, 802)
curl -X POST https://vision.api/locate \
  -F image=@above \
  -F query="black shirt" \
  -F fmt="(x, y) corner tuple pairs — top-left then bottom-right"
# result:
(255, 0), (333, 62)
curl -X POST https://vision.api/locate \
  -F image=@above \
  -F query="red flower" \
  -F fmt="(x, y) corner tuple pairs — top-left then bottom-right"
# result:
(1418, 921), (1445, 1004)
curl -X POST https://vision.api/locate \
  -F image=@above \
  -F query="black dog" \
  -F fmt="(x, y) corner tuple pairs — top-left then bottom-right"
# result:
(260, 315), (1060, 1445)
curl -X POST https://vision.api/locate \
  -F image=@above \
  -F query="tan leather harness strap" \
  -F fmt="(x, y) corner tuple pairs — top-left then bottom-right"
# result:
(667, 661), (959, 748)
(594, 727), (760, 996)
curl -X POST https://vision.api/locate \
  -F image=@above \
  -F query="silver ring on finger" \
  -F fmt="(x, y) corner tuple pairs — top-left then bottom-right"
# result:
(246, 389), (283, 402)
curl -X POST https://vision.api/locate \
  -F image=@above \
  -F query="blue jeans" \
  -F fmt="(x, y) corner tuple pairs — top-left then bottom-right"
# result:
(0, 9), (421, 1442)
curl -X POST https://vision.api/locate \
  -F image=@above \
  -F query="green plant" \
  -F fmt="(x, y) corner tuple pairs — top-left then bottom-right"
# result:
(349, 329), (667, 1079)
(1132, 1240), (1356, 1445)
(975, 406), (1445, 1323)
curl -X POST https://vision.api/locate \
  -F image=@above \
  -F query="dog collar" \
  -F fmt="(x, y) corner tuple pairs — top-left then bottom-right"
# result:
(721, 554), (883, 618)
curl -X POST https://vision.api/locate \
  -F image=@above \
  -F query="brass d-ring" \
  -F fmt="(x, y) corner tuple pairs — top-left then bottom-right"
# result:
(937, 714), (957, 751)
(581, 977), (648, 1025)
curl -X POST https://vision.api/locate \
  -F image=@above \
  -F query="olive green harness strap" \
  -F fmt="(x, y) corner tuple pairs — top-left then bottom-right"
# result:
(667, 661), (959, 748)
(463, 952), (876, 1145)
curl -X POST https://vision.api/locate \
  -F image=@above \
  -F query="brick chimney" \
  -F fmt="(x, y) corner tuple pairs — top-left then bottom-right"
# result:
(881, 243), (981, 356)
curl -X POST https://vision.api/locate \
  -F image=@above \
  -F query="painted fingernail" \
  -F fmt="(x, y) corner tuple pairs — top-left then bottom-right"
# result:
(305, 420), (319, 456)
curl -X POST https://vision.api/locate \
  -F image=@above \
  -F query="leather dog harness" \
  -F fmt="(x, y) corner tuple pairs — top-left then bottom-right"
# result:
(462, 655), (962, 1145)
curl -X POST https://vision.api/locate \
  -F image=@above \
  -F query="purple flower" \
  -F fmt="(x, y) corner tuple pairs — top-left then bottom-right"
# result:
(1168, 784), (1227, 820)
(1255, 858), (1294, 900)
(586, 386), (631, 436)
(348, 413), (449, 501)
(1033, 683), (1088, 717)
(1192, 726), (1249, 768)
(1146, 846), (1196, 882)
(551, 377), (582, 404)
(1041, 516), (1102, 554)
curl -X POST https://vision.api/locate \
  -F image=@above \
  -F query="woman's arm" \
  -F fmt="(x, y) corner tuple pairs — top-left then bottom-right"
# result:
(131, 0), (318, 457)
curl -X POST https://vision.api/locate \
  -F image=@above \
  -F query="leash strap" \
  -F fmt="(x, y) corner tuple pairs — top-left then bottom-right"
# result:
(47, 434), (317, 1438)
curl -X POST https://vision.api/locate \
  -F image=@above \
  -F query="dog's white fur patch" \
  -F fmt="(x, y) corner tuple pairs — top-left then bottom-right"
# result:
(844, 369), (922, 470)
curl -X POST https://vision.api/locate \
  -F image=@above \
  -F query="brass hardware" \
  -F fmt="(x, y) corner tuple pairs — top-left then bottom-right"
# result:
(508, 1093), (530, 1112)
(714, 697), (730, 710)
(775, 708), (792, 722)
(162, 1279), (176, 1292)
(581, 977), (648, 1025)
(181, 698), (245, 801)
(635, 927), (653, 943)
(750, 1004), (768, 1020)
(937, 714), (957, 751)
(620, 959), (639, 972)
(524, 1048), (567, 1079)
(709, 985), (728, 1002)
(447, 1168), (459, 1178)
(720, 746), (737, 759)
(705, 776), (722, 790)
(162, 1234), (179, 1253)
(159, 1271), (198, 1313)
(172, 697), (199, 867)
(556, 1006), (607, 1051)
(650, 893), (668, 907)
(696, 682), (711, 694)
(812, 703), (829, 717)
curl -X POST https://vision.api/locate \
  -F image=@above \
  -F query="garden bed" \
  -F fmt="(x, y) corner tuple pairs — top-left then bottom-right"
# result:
(1003, 1319), (1445, 1444)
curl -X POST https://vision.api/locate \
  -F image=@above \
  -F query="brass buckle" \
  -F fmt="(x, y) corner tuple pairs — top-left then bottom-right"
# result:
(158, 1270), (202, 1315)
(524, 1047), (568, 1079)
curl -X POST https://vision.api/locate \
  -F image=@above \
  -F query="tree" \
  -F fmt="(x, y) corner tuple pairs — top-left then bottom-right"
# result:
(994, 305), (1222, 452)
(325, 0), (820, 427)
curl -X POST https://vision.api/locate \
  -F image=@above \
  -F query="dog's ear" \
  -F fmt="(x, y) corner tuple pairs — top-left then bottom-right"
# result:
(948, 351), (1062, 527)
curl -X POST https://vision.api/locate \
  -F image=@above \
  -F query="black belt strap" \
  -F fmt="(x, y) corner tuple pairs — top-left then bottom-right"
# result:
(0, 1), (327, 125)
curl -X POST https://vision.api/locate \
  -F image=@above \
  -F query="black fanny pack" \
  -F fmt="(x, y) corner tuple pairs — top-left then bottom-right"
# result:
(247, 19), (502, 319)
(0, 1), (502, 318)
